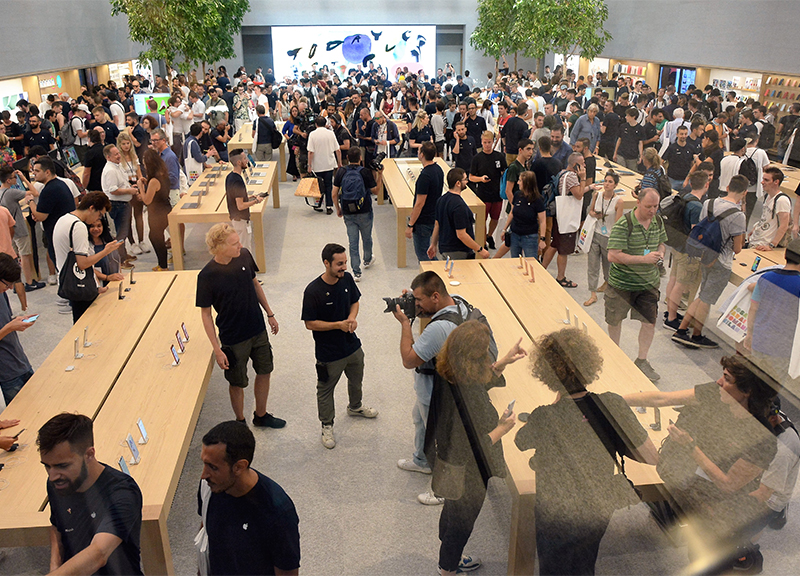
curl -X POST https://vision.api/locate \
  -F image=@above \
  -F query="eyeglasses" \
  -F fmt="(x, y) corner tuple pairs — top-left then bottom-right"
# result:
(0, 279), (12, 290)
(151, 137), (163, 143)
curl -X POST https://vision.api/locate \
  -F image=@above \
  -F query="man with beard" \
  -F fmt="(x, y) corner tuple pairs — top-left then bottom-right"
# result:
(38, 413), (143, 575)
(199, 421), (301, 575)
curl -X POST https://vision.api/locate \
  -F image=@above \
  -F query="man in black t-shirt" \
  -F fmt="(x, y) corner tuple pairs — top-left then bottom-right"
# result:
(82, 129), (107, 192)
(199, 422), (301, 576)
(301, 243), (378, 449)
(1, 111), (25, 158)
(225, 149), (263, 252)
(662, 125), (695, 190)
(614, 108), (645, 171)
(196, 223), (284, 428)
(23, 115), (56, 156)
(89, 106), (119, 145)
(429, 167), (488, 260)
(39, 413), (143, 575)
(642, 109), (663, 152)
(502, 104), (531, 165)
(450, 121), (477, 174)
(470, 131), (507, 249)
(598, 100), (620, 159)
(407, 142), (444, 262)
(464, 101), (487, 145)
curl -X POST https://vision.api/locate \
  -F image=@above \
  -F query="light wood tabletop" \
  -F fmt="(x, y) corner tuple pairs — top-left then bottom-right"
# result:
(230, 122), (288, 182)
(730, 247), (788, 286)
(595, 159), (642, 209)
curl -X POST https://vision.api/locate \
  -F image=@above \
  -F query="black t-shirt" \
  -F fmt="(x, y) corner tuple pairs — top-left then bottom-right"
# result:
(435, 191), (475, 253)
(90, 121), (120, 145)
(409, 125), (433, 144)
(600, 112), (620, 144)
(334, 125), (352, 150)
(333, 165), (376, 214)
(23, 129), (55, 150)
(738, 123), (758, 143)
(196, 249), (265, 346)
(642, 121), (659, 149)
(470, 151), (507, 203)
(301, 272), (361, 362)
(84, 144), (107, 191)
(48, 465), (143, 576)
(530, 156), (563, 199)
(464, 115), (487, 145)
(617, 122), (644, 159)
(414, 163), (444, 227)
(225, 172), (249, 220)
(254, 116), (277, 145)
(357, 118), (375, 148)
(200, 471), (300, 576)
(686, 135), (703, 156)
(130, 124), (147, 149)
(510, 189), (546, 236)
(450, 135), (477, 173)
(4, 121), (24, 156)
(503, 116), (530, 154)
(210, 128), (228, 157)
(584, 154), (597, 184)
(37, 178), (75, 241)
(663, 142), (694, 180)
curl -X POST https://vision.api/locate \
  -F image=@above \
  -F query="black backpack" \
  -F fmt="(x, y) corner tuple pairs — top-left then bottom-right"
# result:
(429, 295), (498, 361)
(660, 192), (702, 249)
(654, 167), (674, 199)
(738, 150), (758, 186)
(756, 120), (776, 150)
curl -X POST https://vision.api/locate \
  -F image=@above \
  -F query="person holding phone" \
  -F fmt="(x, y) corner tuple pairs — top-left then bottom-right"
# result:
(0, 422), (22, 451)
(0, 253), (36, 405)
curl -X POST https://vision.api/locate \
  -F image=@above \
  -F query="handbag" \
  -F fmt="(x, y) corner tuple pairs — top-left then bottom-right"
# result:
(194, 481), (211, 576)
(57, 221), (98, 302)
(577, 213), (597, 254)
(294, 174), (321, 198)
(431, 456), (466, 500)
(555, 172), (582, 233)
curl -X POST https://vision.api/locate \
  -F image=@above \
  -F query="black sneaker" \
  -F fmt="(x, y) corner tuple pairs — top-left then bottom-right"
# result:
(768, 506), (788, 530)
(664, 310), (684, 322)
(486, 236), (496, 250)
(235, 418), (248, 426)
(253, 412), (286, 428)
(326, 207), (333, 215)
(672, 330), (699, 348)
(731, 543), (763, 574)
(691, 334), (719, 349)
(663, 317), (682, 331)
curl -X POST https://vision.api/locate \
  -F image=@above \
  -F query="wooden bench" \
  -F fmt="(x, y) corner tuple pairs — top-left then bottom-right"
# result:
(421, 259), (674, 575)
(229, 123), (288, 183)
(383, 158), (486, 268)
(0, 271), (212, 575)
(167, 161), (279, 271)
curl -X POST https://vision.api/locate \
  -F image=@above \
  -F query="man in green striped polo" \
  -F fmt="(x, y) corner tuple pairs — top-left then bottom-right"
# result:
(605, 188), (667, 382)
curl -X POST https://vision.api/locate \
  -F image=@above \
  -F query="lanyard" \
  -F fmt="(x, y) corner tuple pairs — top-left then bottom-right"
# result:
(638, 218), (657, 251)
(599, 195), (613, 220)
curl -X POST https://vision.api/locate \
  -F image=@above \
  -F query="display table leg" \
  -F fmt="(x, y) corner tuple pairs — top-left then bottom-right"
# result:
(168, 218), (185, 271)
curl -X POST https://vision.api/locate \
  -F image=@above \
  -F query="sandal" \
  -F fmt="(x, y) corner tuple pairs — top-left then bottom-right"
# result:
(584, 294), (597, 306)
(557, 277), (578, 288)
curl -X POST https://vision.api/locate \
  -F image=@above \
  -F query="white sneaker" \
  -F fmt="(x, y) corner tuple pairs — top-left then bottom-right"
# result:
(397, 458), (432, 474)
(347, 404), (378, 418)
(129, 243), (143, 255)
(458, 554), (482, 572)
(47, 274), (57, 285)
(418, 490), (444, 506)
(139, 242), (151, 253)
(321, 425), (335, 449)
(364, 256), (376, 268)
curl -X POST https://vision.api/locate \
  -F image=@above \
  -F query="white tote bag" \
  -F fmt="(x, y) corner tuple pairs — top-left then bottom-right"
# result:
(577, 214), (597, 254)
(716, 286), (752, 343)
(194, 481), (212, 576)
(555, 173), (582, 234)
(184, 139), (204, 185)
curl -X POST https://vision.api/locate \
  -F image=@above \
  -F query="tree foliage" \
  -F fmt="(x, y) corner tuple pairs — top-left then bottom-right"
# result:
(110, 0), (250, 71)
(470, 0), (521, 61)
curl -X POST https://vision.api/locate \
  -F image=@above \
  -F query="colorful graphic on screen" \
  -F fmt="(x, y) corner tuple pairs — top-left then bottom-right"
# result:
(271, 26), (437, 81)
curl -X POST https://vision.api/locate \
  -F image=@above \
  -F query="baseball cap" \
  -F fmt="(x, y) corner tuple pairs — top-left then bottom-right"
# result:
(729, 137), (747, 151)
(786, 238), (800, 264)
(77, 104), (90, 113)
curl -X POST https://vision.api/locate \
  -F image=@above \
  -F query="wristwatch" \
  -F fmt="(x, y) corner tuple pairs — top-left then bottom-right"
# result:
(769, 242), (776, 248)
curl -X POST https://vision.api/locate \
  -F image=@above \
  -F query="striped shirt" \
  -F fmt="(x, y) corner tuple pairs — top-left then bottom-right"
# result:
(608, 211), (667, 291)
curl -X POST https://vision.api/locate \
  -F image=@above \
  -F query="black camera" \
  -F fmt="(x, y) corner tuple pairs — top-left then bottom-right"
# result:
(369, 152), (387, 171)
(383, 293), (416, 321)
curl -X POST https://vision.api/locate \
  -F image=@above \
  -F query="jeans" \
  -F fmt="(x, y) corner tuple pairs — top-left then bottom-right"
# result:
(316, 170), (334, 207)
(1, 367), (33, 404)
(109, 201), (131, 261)
(343, 212), (373, 274)
(438, 464), (487, 572)
(316, 347), (364, 426)
(412, 398), (430, 468)
(412, 223), (434, 262)
(510, 232), (539, 258)
(669, 177), (684, 191)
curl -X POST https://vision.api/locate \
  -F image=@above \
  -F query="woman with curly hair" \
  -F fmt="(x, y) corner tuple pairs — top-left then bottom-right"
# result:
(515, 328), (658, 575)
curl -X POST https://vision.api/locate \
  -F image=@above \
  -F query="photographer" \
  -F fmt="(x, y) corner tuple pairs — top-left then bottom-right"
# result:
(391, 271), (471, 507)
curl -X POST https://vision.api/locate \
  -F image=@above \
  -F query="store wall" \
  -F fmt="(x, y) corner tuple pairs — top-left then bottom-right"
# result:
(602, 0), (796, 74)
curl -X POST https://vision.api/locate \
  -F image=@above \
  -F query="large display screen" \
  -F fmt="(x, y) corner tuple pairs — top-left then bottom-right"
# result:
(271, 26), (437, 81)
(133, 93), (170, 116)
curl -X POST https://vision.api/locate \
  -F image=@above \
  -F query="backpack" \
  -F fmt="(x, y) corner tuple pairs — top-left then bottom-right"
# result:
(738, 150), (758, 186)
(339, 166), (368, 214)
(60, 118), (77, 147)
(499, 167), (510, 200)
(660, 192), (702, 249)
(684, 199), (741, 266)
(541, 169), (568, 217)
(654, 167), (673, 199)
(756, 120), (776, 150)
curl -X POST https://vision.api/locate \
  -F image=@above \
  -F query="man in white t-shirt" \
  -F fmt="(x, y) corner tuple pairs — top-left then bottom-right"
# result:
(108, 93), (126, 130)
(101, 144), (138, 267)
(748, 166), (792, 250)
(307, 117), (342, 214)
(189, 91), (206, 124)
(52, 192), (120, 323)
(71, 104), (91, 163)
(718, 137), (747, 193)
(743, 135), (771, 200)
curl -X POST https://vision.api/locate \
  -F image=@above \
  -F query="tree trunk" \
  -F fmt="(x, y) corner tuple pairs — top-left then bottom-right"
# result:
(514, 51), (518, 71)
(495, 58), (499, 82)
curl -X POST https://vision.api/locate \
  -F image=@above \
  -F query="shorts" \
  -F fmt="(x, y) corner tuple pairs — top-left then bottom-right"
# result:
(604, 285), (660, 326)
(698, 260), (730, 305)
(505, 153), (518, 166)
(551, 216), (578, 255)
(485, 201), (503, 221)
(435, 140), (445, 155)
(13, 234), (32, 257)
(672, 251), (702, 286)
(221, 331), (273, 388)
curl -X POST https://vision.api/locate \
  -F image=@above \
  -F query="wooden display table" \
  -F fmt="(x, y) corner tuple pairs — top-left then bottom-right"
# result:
(382, 158), (486, 268)
(229, 123), (288, 183)
(168, 162), (279, 271)
(420, 259), (673, 575)
(730, 247), (787, 286)
(595, 159), (641, 209)
(0, 271), (213, 575)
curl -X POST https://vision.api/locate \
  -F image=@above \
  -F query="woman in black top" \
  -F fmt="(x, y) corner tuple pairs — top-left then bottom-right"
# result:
(501, 171), (546, 259)
(426, 321), (525, 575)
(408, 111), (433, 155)
(515, 328), (658, 576)
(138, 148), (172, 270)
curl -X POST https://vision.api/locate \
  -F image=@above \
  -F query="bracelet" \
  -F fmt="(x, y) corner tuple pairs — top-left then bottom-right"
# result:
(267, 314), (275, 318)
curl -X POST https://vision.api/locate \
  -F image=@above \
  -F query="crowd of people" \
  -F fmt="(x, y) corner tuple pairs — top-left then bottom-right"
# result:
(2, 59), (800, 576)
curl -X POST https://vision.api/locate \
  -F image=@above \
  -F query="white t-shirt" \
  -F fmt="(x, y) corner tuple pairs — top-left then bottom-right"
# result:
(101, 161), (133, 202)
(307, 127), (340, 172)
(743, 146), (771, 197)
(593, 193), (620, 237)
(71, 117), (88, 146)
(33, 177), (80, 199)
(191, 100), (206, 123)
(748, 192), (792, 247)
(718, 154), (744, 192)
(53, 213), (90, 273)
(762, 425), (800, 512)
(109, 101), (126, 130)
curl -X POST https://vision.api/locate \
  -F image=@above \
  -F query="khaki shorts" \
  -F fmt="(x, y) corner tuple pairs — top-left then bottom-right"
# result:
(13, 234), (32, 257)
(221, 331), (273, 388)
(672, 251), (702, 286)
(604, 285), (660, 326)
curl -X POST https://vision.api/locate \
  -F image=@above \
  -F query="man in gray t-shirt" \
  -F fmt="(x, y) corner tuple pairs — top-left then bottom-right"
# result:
(393, 272), (468, 506)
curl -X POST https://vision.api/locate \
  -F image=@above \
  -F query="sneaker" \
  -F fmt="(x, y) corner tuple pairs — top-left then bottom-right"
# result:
(458, 554), (482, 572)
(58, 305), (72, 315)
(672, 330), (699, 349)
(152, 266), (169, 272)
(126, 254), (138, 261)
(47, 274), (58, 285)
(129, 243), (143, 255)
(347, 404), (377, 418)
(418, 490), (444, 506)
(768, 506), (788, 530)
(353, 272), (362, 282)
(633, 358), (661, 382)
(326, 207), (333, 215)
(663, 310), (684, 322)
(252, 412), (286, 428)
(321, 424), (335, 449)
(731, 543), (763, 574)
(121, 261), (134, 269)
(691, 334), (719, 349)
(364, 256), (376, 268)
(138, 242), (151, 253)
(486, 236), (496, 250)
(397, 458), (432, 474)
(663, 317), (682, 331)
(437, 567), (465, 575)
(235, 418), (247, 426)
(24, 281), (46, 291)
